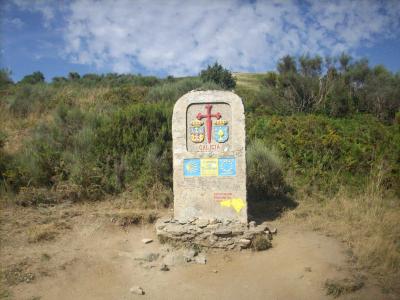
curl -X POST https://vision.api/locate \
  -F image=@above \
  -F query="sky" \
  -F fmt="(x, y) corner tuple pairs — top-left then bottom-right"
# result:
(1, 0), (400, 82)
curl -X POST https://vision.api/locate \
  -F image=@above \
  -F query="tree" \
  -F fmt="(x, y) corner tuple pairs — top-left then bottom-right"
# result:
(200, 62), (236, 89)
(68, 72), (81, 81)
(0, 68), (13, 89)
(339, 53), (351, 73)
(277, 55), (297, 74)
(299, 54), (322, 77)
(20, 71), (45, 84)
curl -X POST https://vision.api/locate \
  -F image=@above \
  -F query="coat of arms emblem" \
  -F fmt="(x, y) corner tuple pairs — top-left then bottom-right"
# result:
(213, 119), (229, 143)
(190, 119), (205, 143)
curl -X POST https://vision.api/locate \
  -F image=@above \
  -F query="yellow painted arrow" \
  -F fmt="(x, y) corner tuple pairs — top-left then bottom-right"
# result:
(220, 198), (245, 213)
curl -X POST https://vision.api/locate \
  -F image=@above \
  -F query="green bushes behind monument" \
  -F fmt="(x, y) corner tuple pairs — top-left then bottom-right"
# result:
(1, 57), (399, 205)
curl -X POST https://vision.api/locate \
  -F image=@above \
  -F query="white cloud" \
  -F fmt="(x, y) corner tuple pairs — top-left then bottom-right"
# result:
(12, 0), (400, 75)
(11, 0), (57, 27)
(6, 17), (24, 28)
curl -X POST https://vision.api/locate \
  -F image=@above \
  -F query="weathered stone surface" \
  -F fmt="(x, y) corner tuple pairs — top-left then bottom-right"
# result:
(155, 218), (275, 250)
(172, 91), (247, 223)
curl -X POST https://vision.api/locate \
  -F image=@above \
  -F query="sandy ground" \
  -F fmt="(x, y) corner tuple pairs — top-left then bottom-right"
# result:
(0, 203), (394, 300)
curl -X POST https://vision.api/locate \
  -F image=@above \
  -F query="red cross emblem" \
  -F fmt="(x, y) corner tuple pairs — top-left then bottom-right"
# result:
(196, 104), (221, 144)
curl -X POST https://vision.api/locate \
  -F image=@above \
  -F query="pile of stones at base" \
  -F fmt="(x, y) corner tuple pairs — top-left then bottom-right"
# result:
(155, 217), (277, 250)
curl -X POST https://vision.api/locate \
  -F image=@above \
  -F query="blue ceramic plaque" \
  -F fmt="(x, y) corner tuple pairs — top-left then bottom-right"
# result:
(183, 158), (200, 177)
(218, 157), (236, 176)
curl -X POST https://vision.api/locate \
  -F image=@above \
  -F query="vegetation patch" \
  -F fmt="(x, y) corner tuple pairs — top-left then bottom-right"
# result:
(251, 235), (272, 251)
(27, 224), (58, 243)
(324, 277), (364, 298)
(2, 261), (35, 286)
(110, 210), (159, 227)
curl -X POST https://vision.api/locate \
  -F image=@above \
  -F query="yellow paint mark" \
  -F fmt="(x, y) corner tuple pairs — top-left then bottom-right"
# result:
(220, 198), (245, 213)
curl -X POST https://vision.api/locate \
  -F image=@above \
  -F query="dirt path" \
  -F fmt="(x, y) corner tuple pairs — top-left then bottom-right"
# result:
(0, 205), (391, 300)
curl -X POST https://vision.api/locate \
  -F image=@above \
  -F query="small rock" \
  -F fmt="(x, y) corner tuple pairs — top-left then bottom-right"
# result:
(249, 221), (256, 228)
(214, 229), (232, 236)
(178, 220), (187, 225)
(271, 228), (278, 235)
(188, 217), (197, 224)
(196, 219), (209, 228)
(304, 267), (312, 272)
(183, 248), (197, 262)
(195, 254), (207, 264)
(160, 264), (169, 271)
(207, 224), (220, 230)
(257, 222), (269, 232)
(141, 238), (153, 244)
(239, 238), (251, 247)
(130, 286), (145, 295)
(212, 269), (218, 273)
(209, 218), (220, 225)
(156, 224), (166, 230)
(231, 229), (244, 236)
(223, 219), (231, 226)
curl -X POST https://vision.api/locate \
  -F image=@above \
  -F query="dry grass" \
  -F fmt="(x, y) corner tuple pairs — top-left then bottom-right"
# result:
(282, 182), (400, 292)
(27, 224), (58, 243)
(233, 72), (267, 92)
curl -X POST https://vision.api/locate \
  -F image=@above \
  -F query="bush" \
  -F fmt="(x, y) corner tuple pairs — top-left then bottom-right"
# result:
(19, 71), (45, 84)
(0, 131), (9, 192)
(146, 77), (222, 102)
(94, 103), (172, 192)
(102, 85), (148, 105)
(0, 69), (13, 89)
(248, 114), (400, 195)
(246, 139), (286, 200)
(200, 62), (236, 89)
(251, 235), (272, 251)
(7, 84), (53, 117)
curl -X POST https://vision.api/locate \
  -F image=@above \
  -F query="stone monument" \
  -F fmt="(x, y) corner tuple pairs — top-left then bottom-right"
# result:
(155, 90), (273, 250)
(172, 90), (247, 223)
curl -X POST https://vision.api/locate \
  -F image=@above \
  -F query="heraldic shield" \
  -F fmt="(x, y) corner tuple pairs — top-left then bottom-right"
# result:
(190, 119), (205, 143)
(214, 124), (229, 143)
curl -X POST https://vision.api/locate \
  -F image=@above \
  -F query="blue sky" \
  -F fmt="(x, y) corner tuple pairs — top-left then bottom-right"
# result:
(1, 0), (400, 82)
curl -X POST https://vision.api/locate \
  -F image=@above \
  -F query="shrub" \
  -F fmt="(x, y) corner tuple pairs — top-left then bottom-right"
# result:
(246, 139), (286, 200)
(94, 103), (172, 192)
(251, 235), (272, 251)
(248, 114), (400, 195)
(19, 71), (45, 84)
(102, 85), (148, 105)
(7, 84), (53, 117)
(0, 68), (13, 89)
(0, 131), (9, 192)
(146, 77), (221, 102)
(200, 62), (236, 89)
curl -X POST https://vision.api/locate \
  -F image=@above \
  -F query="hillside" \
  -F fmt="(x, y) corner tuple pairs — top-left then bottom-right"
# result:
(0, 61), (400, 298)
